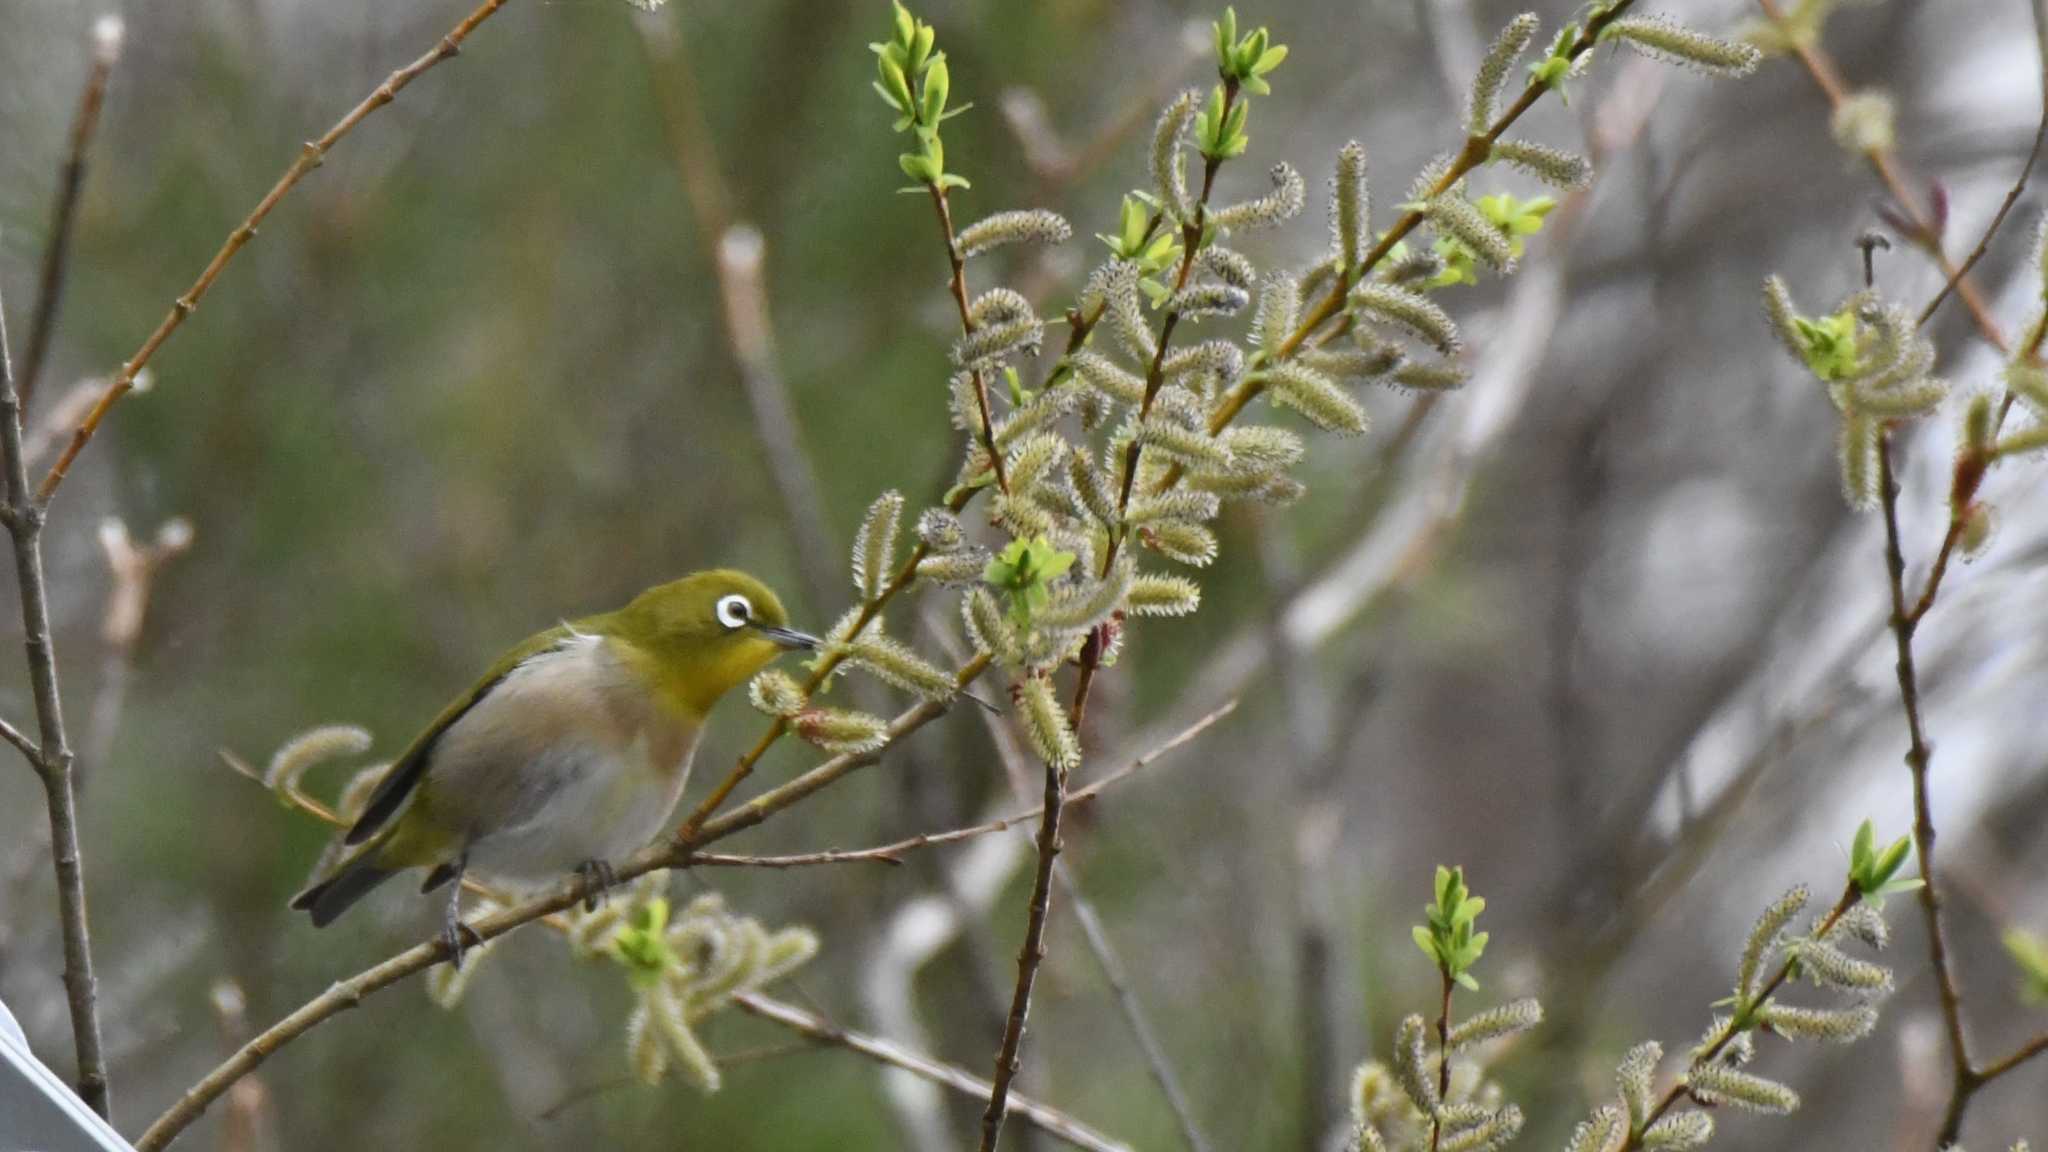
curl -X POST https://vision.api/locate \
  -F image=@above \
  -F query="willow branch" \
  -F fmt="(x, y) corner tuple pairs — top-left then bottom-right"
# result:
(929, 183), (1012, 495)
(1877, 434), (1978, 1145)
(138, 657), (990, 1151)
(19, 16), (123, 412)
(35, 0), (516, 505)
(1621, 886), (1860, 1146)
(0, 260), (110, 1116)
(1974, 1031), (2048, 1085)
(732, 994), (1133, 1152)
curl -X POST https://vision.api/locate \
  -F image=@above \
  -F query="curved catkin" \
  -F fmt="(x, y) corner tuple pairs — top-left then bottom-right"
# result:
(1138, 518), (1219, 567)
(1332, 141), (1369, 270)
(1427, 192), (1517, 272)
(1036, 559), (1132, 632)
(843, 635), (956, 700)
(1446, 997), (1543, 1050)
(1262, 361), (1368, 435)
(1640, 1110), (1714, 1151)
(1760, 276), (1809, 365)
(1563, 1106), (1623, 1152)
(1164, 340), (1246, 389)
(264, 724), (374, 792)
(1016, 675), (1080, 769)
(747, 669), (807, 717)
(794, 707), (891, 755)
(1758, 1002), (1879, 1044)
(1301, 344), (1400, 381)
(1604, 16), (1762, 77)
(1839, 412), (1881, 511)
(915, 549), (986, 586)
(1104, 262), (1159, 361)
(1257, 274), (1301, 353)
(851, 490), (905, 600)
(1152, 90), (1200, 220)
(955, 208), (1072, 258)
(1220, 424), (1306, 474)
(916, 507), (965, 552)
(1196, 246), (1257, 292)
(1353, 283), (1463, 354)
(1136, 417), (1233, 469)
(1685, 1063), (1799, 1114)
(1126, 489), (1221, 526)
(1392, 1015), (1439, 1114)
(1489, 138), (1592, 189)
(963, 587), (1021, 665)
(1391, 358), (1469, 392)
(1790, 938), (1892, 993)
(1616, 1040), (1662, 1126)
(1210, 162), (1306, 234)
(1165, 282), (1251, 319)
(954, 293), (1044, 369)
(1126, 573), (1200, 616)
(1070, 350), (1147, 405)
(1468, 14), (1540, 134)
(1738, 884), (1809, 999)
(1005, 432), (1069, 497)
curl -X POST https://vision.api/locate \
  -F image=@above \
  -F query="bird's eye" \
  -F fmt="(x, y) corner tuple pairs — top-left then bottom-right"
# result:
(715, 594), (753, 631)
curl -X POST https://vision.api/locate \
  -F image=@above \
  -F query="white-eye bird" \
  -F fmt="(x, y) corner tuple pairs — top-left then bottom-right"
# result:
(291, 570), (816, 955)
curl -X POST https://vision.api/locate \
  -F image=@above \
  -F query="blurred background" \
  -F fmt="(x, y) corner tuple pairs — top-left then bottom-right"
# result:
(1, 0), (2045, 1148)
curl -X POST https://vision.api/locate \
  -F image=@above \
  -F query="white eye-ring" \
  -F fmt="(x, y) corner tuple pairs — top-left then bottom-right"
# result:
(715, 593), (753, 631)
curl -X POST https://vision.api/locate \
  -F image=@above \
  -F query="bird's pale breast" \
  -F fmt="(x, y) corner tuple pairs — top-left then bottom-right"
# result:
(416, 632), (701, 881)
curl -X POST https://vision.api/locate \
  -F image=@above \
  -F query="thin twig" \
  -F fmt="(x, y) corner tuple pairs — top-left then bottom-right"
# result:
(1755, 0), (2009, 356)
(0, 258), (110, 1115)
(0, 713), (37, 761)
(733, 994), (1133, 1152)
(1917, 108), (2046, 330)
(691, 700), (1235, 869)
(35, 0), (517, 505)
(635, 15), (841, 612)
(1877, 434), (1977, 1146)
(138, 656), (991, 1151)
(1973, 1031), (2048, 1084)
(19, 16), (123, 413)
(1054, 865), (1213, 1152)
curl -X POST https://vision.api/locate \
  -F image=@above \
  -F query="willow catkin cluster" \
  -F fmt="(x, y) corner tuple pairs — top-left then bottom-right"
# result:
(1556, 882), (1899, 1152)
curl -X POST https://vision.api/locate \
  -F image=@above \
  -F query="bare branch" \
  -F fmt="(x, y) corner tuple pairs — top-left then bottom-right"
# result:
(19, 15), (123, 412)
(35, 0), (517, 505)
(734, 994), (1132, 1152)
(0, 252), (111, 1114)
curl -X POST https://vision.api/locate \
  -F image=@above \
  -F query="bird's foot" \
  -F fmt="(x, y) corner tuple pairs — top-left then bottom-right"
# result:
(440, 918), (484, 970)
(575, 858), (618, 912)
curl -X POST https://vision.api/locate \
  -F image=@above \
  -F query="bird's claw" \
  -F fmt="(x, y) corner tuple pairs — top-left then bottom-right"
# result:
(575, 858), (618, 912)
(441, 919), (484, 970)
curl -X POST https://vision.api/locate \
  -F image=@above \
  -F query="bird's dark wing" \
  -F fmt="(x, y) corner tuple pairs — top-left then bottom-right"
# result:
(342, 625), (573, 845)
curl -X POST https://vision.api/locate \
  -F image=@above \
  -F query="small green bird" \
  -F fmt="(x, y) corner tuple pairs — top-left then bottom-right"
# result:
(291, 570), (815, 955)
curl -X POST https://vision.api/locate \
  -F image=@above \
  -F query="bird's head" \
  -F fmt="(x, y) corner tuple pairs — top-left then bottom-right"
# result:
(606, 570), (817, 717)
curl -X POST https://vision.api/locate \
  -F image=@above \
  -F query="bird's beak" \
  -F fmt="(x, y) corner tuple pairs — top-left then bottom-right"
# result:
(753, 623), (820, 651)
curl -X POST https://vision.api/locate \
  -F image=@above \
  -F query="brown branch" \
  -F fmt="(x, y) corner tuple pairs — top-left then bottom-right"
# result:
(1425, 967), (1454, 1152)
(0, 713), (37, 762)
(137, 657), (990, 1151)
(732, 994), (1133, 1152)
(929, 182), (1012, 495)
(0, 259), (110, 1115)
(19, 16), (123, 413)
(981, 82), (1241, 1152)
(1974, 1030), (2048, 1085)
(1877, 434), (1978, 1146)
(35, 0), (517, 505)
(977, 720), (1070, 1152)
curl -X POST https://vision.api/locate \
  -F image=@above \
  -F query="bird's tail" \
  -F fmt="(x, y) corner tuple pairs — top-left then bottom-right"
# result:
(290, 839), (397, 928)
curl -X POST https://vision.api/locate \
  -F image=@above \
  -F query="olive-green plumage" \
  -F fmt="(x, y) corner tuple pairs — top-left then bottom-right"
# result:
(291, 570), (814, 930)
